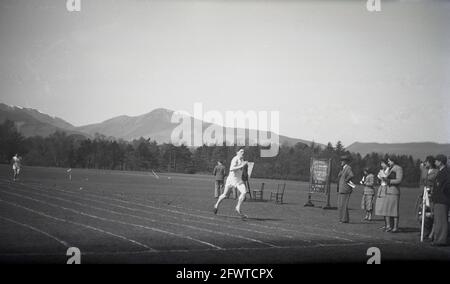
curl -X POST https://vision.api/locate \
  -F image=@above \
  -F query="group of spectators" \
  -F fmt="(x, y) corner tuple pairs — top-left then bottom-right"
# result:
(213, 152), (449, 246)
(340, 154), (449, 246)
(418, 155), (450, 246)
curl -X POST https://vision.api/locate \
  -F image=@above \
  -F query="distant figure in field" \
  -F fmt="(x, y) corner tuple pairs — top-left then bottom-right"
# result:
(431, 154), (449, 246)
(419, 156), (438, 240)
(383, 157), (403, 233)
(212, 160), (226, 198)
(375, 160), (390, 230)
(337, 155), (354, 223)
(11, 154), (22, 181)
(360, 168), (375, 221)
(213, 148), (248, 219)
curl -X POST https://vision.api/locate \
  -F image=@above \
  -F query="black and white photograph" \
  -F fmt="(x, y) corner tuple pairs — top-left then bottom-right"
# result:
(0, 0), (450, 270)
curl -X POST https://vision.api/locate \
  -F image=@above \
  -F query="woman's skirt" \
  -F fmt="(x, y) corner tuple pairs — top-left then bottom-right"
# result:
(361, 194), (374, 211)
(381, 194), (400, 217)
(374, 185), (387, 216)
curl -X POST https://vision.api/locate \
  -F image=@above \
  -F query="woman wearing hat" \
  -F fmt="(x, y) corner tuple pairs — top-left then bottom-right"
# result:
(419, 156), (439, 239)
(375, 160), (390, 229)
(384, 157), (403, 233)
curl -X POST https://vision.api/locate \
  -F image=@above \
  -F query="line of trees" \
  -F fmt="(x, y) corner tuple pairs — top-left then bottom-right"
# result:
(0, 120), (421, 186)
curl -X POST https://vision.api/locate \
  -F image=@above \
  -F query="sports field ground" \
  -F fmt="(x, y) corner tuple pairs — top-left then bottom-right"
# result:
(0, 164), (449, 263)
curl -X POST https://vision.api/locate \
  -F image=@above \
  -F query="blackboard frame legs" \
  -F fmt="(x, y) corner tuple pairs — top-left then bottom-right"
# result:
(304, 194), (314, 207)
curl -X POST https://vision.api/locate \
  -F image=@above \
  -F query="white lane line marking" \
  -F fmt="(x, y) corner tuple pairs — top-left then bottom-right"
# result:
(7, 181), (361, 244)
(0, 198), (153, 251)
(21, 182), (339, 243)
(109, 196), (353, 242)
(11, 181), (294, 241)
(112, 193), (298, 239)
(73, 186), (354, 243)
(2, 187), (280, 248)
(0, 189), (222, 250)
(106, 191), (397, 243)
(108, 191), (405, 244)
(0, 180), (430, 248)
(0, 215), (70, 248)
(131, 197), (367, 242)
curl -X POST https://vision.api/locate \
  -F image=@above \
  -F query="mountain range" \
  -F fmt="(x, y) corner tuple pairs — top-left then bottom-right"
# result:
(0, 103), (315, 148)
(0, 103), (85, 138)
(1, 102), (449, 160)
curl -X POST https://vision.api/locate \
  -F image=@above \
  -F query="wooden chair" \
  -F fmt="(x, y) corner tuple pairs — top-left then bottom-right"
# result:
(252, 182), (265, 201)
(270, 183), (286, 204)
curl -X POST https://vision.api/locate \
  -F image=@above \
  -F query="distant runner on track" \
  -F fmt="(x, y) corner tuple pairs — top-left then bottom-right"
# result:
(213, 148), (248, 219)
(11, 153), (21, 182)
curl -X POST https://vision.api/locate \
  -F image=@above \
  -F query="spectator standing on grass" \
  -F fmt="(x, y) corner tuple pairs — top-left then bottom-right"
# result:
(420, 156), (438, 240)
(213, 160), (226, 198)
(337, 155), (354, 223)
(375, 160), (390, 230)
(383, 157), (403, 233)
(360, 168), (375, 221)
(431, 155), (450, 247)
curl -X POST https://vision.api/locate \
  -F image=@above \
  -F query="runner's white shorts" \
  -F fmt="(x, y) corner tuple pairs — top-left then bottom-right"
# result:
(13, 164), (20, 173)
(225, 176), (246, 194)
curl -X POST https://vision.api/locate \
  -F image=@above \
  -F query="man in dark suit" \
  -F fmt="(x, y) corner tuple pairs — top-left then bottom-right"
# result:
(337, 155), (354, 223)
(213, 160), (226, 198)
(431, 154), (450, 246)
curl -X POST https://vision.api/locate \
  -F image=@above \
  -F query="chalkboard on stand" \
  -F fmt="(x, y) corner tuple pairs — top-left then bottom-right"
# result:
(304, 158), (332, 209)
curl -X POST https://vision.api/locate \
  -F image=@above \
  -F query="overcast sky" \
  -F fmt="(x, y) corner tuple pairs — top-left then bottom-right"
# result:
(0, 0), (449, 146)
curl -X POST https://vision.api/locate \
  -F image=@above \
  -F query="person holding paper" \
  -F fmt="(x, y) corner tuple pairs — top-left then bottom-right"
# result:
(384, 157), (403, 233)
(360, 168), (375, 221)
(337, 155), (354, 223)
(375, 160), (390, 230)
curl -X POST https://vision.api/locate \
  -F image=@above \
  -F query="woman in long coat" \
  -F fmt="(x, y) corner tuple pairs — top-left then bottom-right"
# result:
(375, 161), (390, 229)
(420, 156), (439, 239)
(384, 157), (403, 233)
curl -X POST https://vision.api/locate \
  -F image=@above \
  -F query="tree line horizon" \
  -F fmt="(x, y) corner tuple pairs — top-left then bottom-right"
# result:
(0, 120), (421, 187)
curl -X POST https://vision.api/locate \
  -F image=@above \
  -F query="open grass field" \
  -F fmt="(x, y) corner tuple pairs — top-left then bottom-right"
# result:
(0, 164), (449, 264)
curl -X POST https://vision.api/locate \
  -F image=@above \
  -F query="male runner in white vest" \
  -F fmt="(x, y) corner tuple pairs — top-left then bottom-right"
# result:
(213, 148), (248, 218)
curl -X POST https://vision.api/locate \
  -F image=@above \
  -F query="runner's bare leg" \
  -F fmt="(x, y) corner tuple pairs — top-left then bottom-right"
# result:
(214, 185), (232, 213)
(235, 183), (247, 217)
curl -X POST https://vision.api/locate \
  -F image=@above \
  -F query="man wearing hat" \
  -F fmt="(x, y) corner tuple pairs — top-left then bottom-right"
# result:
(337, 155), (354, 223)
(431, 154), (450, 246)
